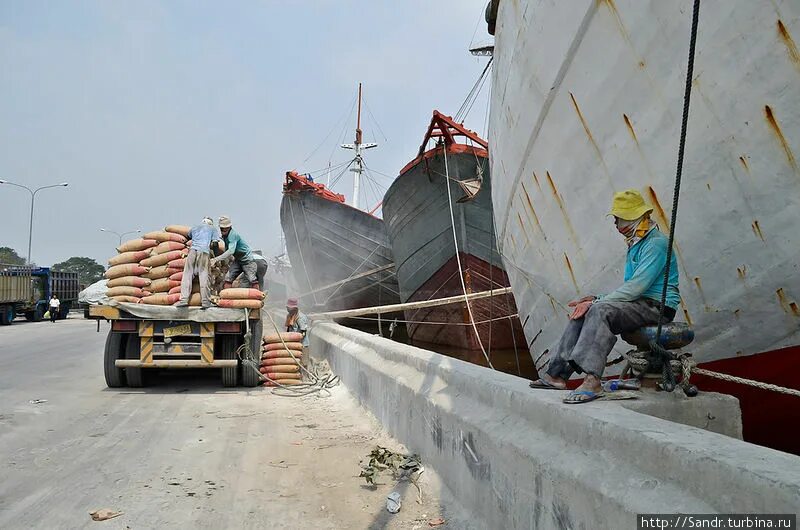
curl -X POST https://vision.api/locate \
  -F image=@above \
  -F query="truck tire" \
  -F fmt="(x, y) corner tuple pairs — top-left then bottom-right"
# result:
(125, 333), (147, 388)
(25, 308), (43, 322)
(0, 305), (14, 325)
(217, 335), (239, 387)
(240, 319), (262, 387)
(104, 331), (127, 388)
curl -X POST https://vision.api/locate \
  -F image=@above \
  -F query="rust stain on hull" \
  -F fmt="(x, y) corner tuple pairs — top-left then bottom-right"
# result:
(563, 253), (580, 295)
(777, 288), (790, 313)
(764, 105), (798, 171)
(546, 171), (580, 247)
(517, 212), (531, 247)
(739, 156), (750, 172)
(737, 266), (747, 280)
(520, 182), (545, 238)
(680, 300), (693, 326)
(569, 92), (607, 167)
(751, 219), (765, 241)
(777, 20), (800, 69)
(790, 302), (800, 317)
(623, 113), (639, 145)
(693, 277), (710, 310)
(531, 170), (542, 192)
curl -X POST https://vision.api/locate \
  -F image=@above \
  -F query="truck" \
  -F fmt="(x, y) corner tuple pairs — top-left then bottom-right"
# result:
(0, 265), (32, 325)
(88, 303), (263, 388)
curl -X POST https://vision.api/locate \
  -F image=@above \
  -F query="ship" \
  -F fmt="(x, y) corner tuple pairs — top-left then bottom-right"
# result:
(280, 84), (400, 316)
(485, 0), (800, 453)
(382, 111), (530, 369)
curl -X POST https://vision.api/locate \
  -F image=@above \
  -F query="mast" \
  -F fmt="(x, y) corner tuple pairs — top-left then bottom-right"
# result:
(341, 83), (377, 209)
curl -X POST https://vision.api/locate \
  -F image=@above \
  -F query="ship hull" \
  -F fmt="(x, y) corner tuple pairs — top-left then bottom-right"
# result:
(280, 192), (399, 313)
(489, 0), (800, 451)
(383, 148), (529, 356)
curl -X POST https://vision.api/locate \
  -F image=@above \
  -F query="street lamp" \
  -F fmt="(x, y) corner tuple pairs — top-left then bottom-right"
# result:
(100, 228), (141, 247)
(0, 180), (69, 265)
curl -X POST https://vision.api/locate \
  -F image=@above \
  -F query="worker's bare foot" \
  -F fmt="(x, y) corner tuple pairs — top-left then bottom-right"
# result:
(576, 374), (603, 393)
(530, 374), (567, 389)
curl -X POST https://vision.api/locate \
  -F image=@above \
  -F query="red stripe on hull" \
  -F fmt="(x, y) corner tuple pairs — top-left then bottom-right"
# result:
(692, 345), (800, 455)
(405, 253), (530, 353)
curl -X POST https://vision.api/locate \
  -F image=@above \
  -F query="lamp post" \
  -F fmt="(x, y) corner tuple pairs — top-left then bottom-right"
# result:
(0, 180), (69, 265)
(100, 228), (141, 247)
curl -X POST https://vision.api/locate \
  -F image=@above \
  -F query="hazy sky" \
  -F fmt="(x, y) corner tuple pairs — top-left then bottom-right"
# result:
(0, 1), (493, 267)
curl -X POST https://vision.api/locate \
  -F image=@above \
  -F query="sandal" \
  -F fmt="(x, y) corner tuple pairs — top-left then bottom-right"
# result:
(563, 389), (604, 404)
(529, 378), (566, 390)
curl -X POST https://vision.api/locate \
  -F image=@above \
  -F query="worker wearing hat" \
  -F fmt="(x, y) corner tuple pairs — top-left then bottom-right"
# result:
(212, 215), (259, 290)
(285, 297), (310, 349)
(529, 189), (680, 403)
(175, 217), (221, 309)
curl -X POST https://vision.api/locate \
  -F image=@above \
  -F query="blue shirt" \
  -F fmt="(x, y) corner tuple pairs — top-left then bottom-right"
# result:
(219, 228), (253, 263)
(598, 228), (680, 309)
(189, 224), (221, 254)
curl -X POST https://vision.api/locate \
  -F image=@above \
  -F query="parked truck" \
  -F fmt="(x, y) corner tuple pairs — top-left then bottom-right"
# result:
(0, 266), (79, 324)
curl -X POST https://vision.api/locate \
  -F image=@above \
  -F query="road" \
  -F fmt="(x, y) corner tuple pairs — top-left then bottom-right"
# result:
(0, 316), (466, 529)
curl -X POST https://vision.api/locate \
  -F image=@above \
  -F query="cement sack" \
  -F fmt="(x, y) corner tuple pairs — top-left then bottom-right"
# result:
(259, 370), (302, 380)
(220, 288), (265, 300)
(106, 286), (151, 298)
(143, 231), (187, 244)
(167, 258), (185, 269)
(263, 331), (304, 344)
(149, 278), (181, 293)
(152, 241), (186, 255)
(257, 363), (299, 374)
(143, 266), (174, 280)
(116, 238), (158, 253)
(169, 283), (200, 295)
(216, 298), (262, 310)
(164, 225), (192, 237)
(108, 250), (152, 266)
(261, 349), (303, 359)
(141, 250), (185, 268)
(265, 379), (303, 387)
(79, 279), (108, 304)
(106, 264), (150, 280)
(107, 276), (152, 288)
(140, 293), (180, 305)
(110, 295), (142, 304)
(169, 271), (183, 282)
(260, 357), (301, 367)
(263, 341), (304, 352)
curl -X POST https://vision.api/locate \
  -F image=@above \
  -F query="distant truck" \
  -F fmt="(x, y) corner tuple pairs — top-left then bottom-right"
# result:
(0, 265), (79, 324)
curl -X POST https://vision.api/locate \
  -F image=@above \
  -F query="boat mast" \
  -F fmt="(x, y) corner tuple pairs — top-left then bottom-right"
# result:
(341, 83), (377, 209)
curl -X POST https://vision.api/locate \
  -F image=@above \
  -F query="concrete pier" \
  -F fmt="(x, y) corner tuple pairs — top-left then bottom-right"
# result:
(310, 320), (800, 529)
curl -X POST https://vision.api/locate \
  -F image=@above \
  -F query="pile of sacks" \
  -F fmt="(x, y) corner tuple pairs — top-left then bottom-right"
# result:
(103, 225), (265, 310)
(260, 331), (304, 386)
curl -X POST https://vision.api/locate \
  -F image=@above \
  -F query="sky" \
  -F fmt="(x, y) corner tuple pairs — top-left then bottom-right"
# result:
(0, 1), (493, 267)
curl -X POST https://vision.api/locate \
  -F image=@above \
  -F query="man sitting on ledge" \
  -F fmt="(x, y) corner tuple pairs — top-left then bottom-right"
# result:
(529, 189), (680, 404)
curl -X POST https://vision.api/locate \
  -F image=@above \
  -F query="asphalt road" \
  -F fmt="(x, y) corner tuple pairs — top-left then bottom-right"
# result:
(0, 316), (465, 529)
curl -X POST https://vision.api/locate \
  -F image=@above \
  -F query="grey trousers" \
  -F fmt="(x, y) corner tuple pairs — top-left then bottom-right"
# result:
(546, 300), (671, 379)
(225, 259), (258, 286)
(180, 249), (210, 305)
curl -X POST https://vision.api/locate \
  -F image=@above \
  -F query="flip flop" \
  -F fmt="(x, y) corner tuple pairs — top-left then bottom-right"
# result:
(563, 390), (604, 404)
(529, 378), (566, 390)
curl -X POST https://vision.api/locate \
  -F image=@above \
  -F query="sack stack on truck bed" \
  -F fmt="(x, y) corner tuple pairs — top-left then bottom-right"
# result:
(103, 224), (264, 309)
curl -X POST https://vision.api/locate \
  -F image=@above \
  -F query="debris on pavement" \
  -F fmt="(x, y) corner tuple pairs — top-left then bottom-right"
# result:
(386, 491), (402, 514)
(29, 399), (47, 405)
(89, 509), (123, 521)
(359, 445), (425, 503)
(428, 517), (446, 527)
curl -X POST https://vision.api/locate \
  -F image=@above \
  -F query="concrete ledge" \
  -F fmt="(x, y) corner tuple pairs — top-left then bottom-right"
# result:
(310, 321), (800, 529)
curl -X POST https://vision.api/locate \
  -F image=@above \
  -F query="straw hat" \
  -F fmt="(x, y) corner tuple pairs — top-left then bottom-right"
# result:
(218, 215), (232, 229)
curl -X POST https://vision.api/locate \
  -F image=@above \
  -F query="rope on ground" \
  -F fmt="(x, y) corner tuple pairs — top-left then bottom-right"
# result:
(442, 144), (494, 370)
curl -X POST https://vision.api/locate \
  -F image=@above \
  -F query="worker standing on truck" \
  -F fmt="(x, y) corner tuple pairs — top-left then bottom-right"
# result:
(48, 294), (60, 323)
(214, 215), (258, 290)
(175, 217), (220, 309)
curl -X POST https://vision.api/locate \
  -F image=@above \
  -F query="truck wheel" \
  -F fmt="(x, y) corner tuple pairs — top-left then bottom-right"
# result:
(125, 333), (147, 388)
(217, 335), (239, 387)
(25, 309), (42, 322)
(104, 331), (127, 388)
(0, 305), (14, 325)
(240, 320), (262, 387)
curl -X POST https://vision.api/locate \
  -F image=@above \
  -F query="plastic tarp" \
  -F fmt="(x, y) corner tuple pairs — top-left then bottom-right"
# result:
(79, 280), (109, 305)
(104, 298), (254, 322)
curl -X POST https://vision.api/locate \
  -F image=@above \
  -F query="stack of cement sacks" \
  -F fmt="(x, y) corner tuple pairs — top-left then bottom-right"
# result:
(260, 331), (304, 386)
(105, 225), (200, 305)
(218, 288), (265, 310)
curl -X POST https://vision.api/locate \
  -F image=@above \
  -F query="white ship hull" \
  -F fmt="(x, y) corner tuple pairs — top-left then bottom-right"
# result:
(488, 0), (800, 371)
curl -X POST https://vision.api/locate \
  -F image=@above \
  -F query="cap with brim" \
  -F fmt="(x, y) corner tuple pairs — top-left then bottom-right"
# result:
(608, 189), (654, 221)
(219, 215), (232, 228)
(286, 298), (299, 308)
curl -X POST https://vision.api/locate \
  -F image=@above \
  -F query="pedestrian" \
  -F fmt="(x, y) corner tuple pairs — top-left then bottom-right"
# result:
(214, 215), (259, 290)
(49, 294), (60, 322)
(175, 217), (221, 309)
(528, 189), (680, 403)
(285, 298), (309, 350)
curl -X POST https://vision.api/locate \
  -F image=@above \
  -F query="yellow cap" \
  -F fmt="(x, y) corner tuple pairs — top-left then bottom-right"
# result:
(608, 189), (654, 221)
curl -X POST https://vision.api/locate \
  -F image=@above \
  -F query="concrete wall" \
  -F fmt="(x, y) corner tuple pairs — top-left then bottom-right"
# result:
(310, 321), (800, 529)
